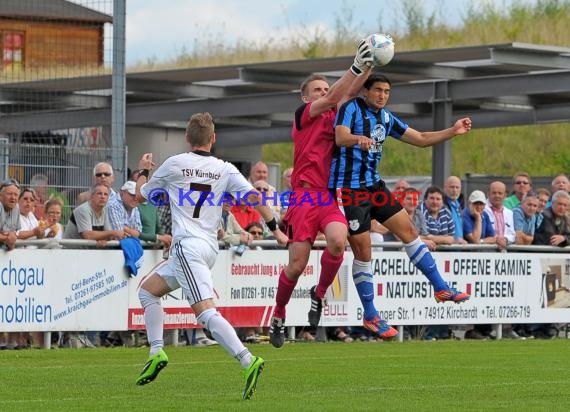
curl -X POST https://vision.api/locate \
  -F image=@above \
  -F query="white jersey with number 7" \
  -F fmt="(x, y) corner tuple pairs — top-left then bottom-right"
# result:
(140, 151), (254, 251)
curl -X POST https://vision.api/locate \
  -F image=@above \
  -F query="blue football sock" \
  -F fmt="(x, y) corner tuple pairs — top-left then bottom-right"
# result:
(404, 237), (448, 292)
(352, 259), (378, 321)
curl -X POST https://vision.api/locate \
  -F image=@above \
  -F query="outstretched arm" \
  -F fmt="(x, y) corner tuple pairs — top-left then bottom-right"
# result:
(400, 117), (472, 148)
(308, 40), (373, 118)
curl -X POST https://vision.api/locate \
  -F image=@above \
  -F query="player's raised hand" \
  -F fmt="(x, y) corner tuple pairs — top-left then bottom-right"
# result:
(453, 117), (472, 135)
(351, 39), (373, 76)
(138, 153), (156, 170)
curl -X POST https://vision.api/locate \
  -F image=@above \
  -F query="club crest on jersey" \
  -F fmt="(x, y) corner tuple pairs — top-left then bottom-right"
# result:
(369, 124), (386, 154)
(349, 219), (360, 231)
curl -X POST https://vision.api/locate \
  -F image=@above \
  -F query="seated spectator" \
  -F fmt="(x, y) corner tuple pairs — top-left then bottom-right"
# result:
(533, 190), (570, 247)
(64, 183), (125, 245)
(463, 190), (496, 244)
(485, 181), (515, 251)
(513, 192), (539, 245)
(444, 176), (467, 244)
(17, 188), (44, 240)
(503, 172), (532, 210)
(40, 198), (64, 240)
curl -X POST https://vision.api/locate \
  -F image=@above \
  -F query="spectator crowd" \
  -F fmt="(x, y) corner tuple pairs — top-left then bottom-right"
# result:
(1, 164), (569, 348)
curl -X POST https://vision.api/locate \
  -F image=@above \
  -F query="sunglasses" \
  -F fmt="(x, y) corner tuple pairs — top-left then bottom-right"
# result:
(255, 187), (268, 192)
(95, 172), (112, 177)
(515, 181), (529, 185)
(249, 231), (263, 236)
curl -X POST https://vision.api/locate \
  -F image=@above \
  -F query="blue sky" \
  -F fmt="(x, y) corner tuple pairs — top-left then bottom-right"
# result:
(119, 0), (535, 65)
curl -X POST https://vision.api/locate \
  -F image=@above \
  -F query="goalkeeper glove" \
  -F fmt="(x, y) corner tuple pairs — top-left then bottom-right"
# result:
(350, 39), (373, 76)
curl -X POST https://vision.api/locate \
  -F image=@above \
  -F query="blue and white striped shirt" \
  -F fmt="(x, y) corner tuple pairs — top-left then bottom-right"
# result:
(329, 97), (408, 189)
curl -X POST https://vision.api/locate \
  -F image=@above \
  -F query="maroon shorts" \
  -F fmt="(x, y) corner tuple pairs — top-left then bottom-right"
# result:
(282, 189), (347, 244)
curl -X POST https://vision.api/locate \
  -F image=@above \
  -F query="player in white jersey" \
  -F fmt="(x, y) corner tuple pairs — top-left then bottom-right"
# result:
(133, 112), (287, 400)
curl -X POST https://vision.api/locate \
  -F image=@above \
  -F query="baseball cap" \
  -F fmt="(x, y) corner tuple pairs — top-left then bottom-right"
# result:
(121, 181), (136, 195)
(468, 190), (487, 204)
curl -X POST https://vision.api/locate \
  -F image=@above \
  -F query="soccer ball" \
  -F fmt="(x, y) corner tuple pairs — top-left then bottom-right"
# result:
(366, 33), (395, 66)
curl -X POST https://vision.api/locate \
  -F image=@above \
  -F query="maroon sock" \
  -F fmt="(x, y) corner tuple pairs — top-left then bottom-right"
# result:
(315, 249), (343, 298)
(274, 269), (297, 319)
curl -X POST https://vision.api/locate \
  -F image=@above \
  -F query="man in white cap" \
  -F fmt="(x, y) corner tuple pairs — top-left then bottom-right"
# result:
(107, 180), (141, 238)
(462, 190), (496, 244)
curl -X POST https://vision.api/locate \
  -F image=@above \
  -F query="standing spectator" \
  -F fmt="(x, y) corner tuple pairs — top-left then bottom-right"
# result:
(485, 181), (516, 251)
(463, 190), (496, 244)
(486, 181), (520, 339)
(1, 180), (28, 349)
(0, 179), (21, 251)
(443, 175), (466, 244)
(535, 188), (551, 232)
(137, 191), (171, 248)
(392, 178), (410, 193)
(253, 179), (280, 227)
(17, 188), (44, 240)
(17, 186), (43, 348)
(419, 186), (456, 340)
(547, 174), (570, 208)
(462, 190), (495, 340)
(420, 186), (455, 246)
(249, 161), (280, 219)
(107, 181), (142, 238)
(77, 162), (118, 205)
(41, 198), (64, 240)
(531, 190), (570, 339)
(503, 172), (532, 210)
(513, 192), (539, 245)
(551, 174), (569, 195)
(328, 73), (471, 338)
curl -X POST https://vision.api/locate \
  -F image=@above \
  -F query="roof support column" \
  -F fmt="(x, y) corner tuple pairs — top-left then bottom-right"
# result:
(431, 80), (452, 188)
(112, 0), (127, 184)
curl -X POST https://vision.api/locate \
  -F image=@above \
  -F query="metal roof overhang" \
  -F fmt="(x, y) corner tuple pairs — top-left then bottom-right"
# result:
(1, 42), (569, 184)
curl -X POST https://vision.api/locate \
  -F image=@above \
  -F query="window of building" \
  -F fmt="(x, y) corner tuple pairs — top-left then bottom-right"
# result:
(2, 31), (25, 71)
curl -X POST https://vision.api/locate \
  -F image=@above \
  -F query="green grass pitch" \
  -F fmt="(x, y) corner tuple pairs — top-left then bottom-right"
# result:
(2, 339), (570, 411)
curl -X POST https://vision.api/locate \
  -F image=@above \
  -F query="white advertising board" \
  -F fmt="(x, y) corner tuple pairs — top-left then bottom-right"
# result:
(2, 249), (570, 332)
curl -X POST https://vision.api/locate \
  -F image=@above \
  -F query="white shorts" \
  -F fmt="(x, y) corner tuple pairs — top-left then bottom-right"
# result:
(156, 237), (217, 306)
